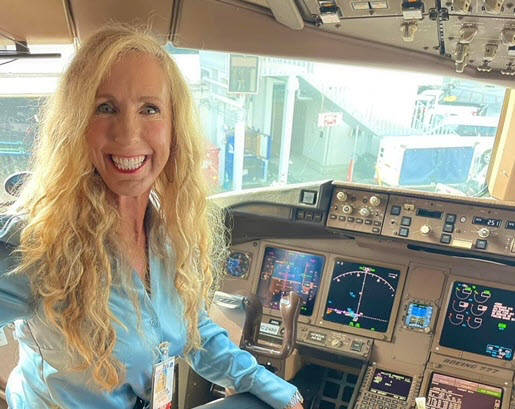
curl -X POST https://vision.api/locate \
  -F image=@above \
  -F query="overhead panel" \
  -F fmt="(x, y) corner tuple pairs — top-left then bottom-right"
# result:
(69, 0), (174, 43)
(299, 0), (515, 78)
(0, 0), (73, 44)
(172, 0), (514, 87)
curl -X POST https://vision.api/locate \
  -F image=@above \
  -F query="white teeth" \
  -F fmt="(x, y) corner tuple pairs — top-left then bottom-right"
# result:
(111, 155), (146, 171)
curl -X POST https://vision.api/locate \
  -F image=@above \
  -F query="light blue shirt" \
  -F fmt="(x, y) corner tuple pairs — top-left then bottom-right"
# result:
(0, 215), (298, 409)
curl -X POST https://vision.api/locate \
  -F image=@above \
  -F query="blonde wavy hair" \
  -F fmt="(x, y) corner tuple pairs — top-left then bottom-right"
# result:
(10, 25), (227, 390)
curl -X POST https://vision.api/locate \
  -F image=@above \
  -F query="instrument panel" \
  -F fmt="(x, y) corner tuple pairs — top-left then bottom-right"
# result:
(215, 182), (515, 409)
(327, 185), (515, 258)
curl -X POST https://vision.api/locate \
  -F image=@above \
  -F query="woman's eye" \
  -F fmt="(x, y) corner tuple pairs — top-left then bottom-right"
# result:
(142, 105), (160, 115)
(96, 103), (115, 114)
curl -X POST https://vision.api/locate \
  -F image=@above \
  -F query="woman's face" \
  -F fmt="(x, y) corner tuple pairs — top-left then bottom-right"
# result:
(86, 52), (172, 200)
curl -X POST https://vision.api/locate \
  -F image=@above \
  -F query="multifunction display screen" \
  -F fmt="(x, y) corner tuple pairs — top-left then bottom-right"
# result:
(440, 282), (514, 361)
(369, 368), (412, 401)
(323, 260), (401, 332)
(426, 373), (503, 409)
(405, 303), (433, 330)
(257, 247), (325, 316)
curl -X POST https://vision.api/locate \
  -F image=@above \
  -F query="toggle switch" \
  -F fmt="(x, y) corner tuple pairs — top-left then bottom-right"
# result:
(500, 63), (515, 76)
(477, 43), (498, 72)
(401, 21), (418, 41)
(484, 0), (504, 14)
(454, 43), (470, 63)
(455, 54), (470, 73)
(458, 25), (478, 43)
(453, 0), (471, 12)
(501, 27), (515, 46)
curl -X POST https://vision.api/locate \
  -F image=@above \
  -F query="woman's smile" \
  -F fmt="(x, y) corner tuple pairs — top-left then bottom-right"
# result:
(109, 154), (148, 173)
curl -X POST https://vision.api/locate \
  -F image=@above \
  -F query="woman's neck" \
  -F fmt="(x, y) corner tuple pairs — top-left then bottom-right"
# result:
(110, 191), (150, 245)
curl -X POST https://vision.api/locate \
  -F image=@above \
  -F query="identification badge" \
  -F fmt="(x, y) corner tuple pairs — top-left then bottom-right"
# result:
(151, 342), (176, 409)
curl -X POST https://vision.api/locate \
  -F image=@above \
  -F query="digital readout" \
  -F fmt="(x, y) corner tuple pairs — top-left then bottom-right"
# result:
(506, 221), (515, 230)
(472, 216), (502, 228)
(416, 209), (443, 219)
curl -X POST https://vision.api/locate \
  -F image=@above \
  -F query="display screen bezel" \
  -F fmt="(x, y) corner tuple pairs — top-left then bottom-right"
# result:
(368, 368), (413, 401)
(425, 372), (504, 409)
(316, 256), (407, 342)
(254, 243), (327, 322)
(433, 276), (515, 370)
(404, 302), (435, 331)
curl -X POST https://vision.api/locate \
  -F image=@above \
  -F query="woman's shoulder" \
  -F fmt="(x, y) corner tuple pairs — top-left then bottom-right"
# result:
(0, 213), (26, 247)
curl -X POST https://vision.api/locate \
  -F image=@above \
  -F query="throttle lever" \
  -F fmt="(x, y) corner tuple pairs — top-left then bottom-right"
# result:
(243, 292), (301, 359)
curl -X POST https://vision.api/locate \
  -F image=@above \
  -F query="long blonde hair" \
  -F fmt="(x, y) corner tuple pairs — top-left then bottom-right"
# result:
(10, 25), (226, 390)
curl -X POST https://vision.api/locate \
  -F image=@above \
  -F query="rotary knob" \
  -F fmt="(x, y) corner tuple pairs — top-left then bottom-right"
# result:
(342, 204), (353, 215)
(359, 207), (371, 217)
(478, 228), (490, 238)
(420, 225), (431, 235)
(369, 196), (381, 207)
(330, 338), (343, 348)
(336, 191), (348, 202)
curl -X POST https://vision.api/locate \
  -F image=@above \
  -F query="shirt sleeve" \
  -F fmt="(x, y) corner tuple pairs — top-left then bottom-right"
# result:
(188, 310), (298, 409)
(0, 216), (33, 328)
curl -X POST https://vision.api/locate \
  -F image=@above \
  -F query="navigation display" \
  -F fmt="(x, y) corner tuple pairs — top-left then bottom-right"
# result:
(257, 247), (325, 316)
(440, 281), (514, 361)
(426, 373), (503, 409)
(369, 368), (412, 401)
(323, 260), (401, 332)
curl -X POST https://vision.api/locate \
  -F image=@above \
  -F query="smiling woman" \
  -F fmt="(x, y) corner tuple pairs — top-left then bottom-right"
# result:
(0, 26), (303, 409)
(86, 52), (172, 204)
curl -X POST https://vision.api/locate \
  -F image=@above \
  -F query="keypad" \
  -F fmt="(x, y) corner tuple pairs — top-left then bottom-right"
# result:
(359, 392), (406, 409)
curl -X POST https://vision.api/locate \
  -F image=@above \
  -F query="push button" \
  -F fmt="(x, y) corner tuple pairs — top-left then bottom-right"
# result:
(476, 239), (488, 250)
(365, 219), (372, 225)
(339, 216), (346, 221)
(446, 214), (457, 224)
(440, 234), (452, 244)
(399, 227), (409, 237)
(390, 205), (401, 216)
(443, 223), (454, 233)
(401, 216), (412, 226)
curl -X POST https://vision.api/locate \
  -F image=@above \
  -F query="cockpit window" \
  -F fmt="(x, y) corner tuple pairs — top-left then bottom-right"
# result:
(0, 45), (507, 204)
(0, 45), (74, 204)
(175, 49), (505, 199)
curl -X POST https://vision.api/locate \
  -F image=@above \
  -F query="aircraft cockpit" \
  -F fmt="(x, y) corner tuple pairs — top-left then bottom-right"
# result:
(0, 1), (514, 409)
(202, 179), (515, 409)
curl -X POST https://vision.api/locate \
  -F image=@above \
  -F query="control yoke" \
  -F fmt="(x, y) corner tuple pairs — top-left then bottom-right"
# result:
(243, 292), (301, 359)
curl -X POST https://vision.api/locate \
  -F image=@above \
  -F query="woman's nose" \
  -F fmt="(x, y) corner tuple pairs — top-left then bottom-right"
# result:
(113, 112), (141, 145)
